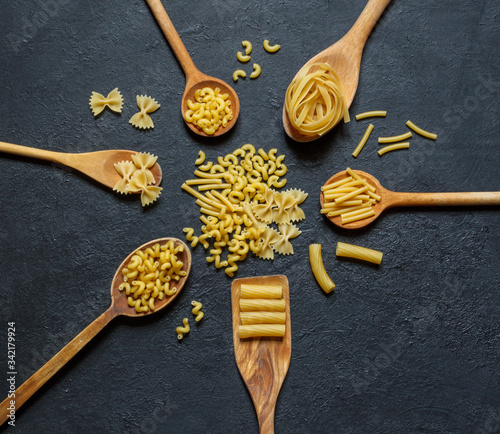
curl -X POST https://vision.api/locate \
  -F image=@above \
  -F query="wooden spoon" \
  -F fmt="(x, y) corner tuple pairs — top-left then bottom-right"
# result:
(144, 0), (240, 137)
(321, 169), (500, 229)
(0, 140), (162, 191)
(283, 0), (392, 142)
(231, 275), (291, 434)
(0, 237), (191, 426)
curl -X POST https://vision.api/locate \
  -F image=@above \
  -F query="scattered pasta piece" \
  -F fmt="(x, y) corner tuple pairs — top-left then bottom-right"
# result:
(355, 110), (387, 120)
(176, 318), (190, 340)
(89, 88), (123, 116)
(352, 123), (374, 158)
(184, 87), (232, 135)
(263, 39), (280, 53)
(249, 63), (261, 79)
(236, 51), (251, 62)
(191, 300), (204, 322)
(406, 120), (437, 140)
(129, 95), (160, 129)
(378, 142), (410, 156)
(233, 69), (247, 82)
(242, 40), (252, 55)
(195, 151), (206, 165)
(336, 241), (383, 265)
(378, 131), (412, 144)
(128, 170), (163, 207)
(309, 244), (335, 293)
(285, 62), (350, 137)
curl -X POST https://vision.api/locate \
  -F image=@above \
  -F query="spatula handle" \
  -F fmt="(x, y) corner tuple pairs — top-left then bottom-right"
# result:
(0, 140), (70, 165)
(144, 0), (197, 76)
(390, 191), (500, 208)
(0, 308), (116, 426)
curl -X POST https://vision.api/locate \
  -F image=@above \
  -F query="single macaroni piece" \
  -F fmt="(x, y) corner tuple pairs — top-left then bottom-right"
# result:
(309, 244), (335, 293)
(241, 40), (252, 55)
(263, 39), (281, 53)
(191, 300), (204, 322)
(378, 142), (410, 156)
(285, 62), (350, 137)
(195, 151), (206, 165)
(249, 63), (261, 79)
(240, 299), (286, 312)
(129, 95), (160, 129)
(352, 124), (374, 158)
(113, 152), (162, 207)
(240, 312), (286, 325)
(236, 51), (251, 62)
(355, 110), (387, 120)
(240, 284), (283, 299)
(184, 86), (232, 135)
(176, 318), (190, 340)
(378, 131), (412, 144)
(336, 241), (383, 265)
(239, 324), (286, 339)
(406, 120), (437, 140)
(233, 69), (247, 82)
(89, 88), (123, 116)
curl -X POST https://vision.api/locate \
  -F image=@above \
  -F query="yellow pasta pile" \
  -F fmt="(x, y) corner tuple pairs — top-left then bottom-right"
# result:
(238, 283), (286, 339)
(182, 144), (307, 277)
(321, 167), (380, 225)
(119, 241), (186, 313)
(113, 152), (162, 207)
(285, 62), (350, 136)
(184, 87), (232, 135)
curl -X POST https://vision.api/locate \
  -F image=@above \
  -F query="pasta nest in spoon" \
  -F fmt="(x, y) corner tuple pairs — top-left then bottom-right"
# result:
(285, 62), (350, 136)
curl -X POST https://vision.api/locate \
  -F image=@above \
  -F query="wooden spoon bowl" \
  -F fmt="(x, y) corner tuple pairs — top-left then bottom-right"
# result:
(0, 237), (190, 425)
(321, 169), (500, 229)
(283, 0), (392, 142)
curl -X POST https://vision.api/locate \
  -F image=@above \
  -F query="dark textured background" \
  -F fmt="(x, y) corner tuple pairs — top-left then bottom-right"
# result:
(0, 0), (499, 433)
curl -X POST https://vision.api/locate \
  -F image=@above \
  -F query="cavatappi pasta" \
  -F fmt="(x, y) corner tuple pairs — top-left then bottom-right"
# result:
(113, 152), (162, 207)
(181, 144), (307, 277)
(176, 318), (190, 340)
(285, 62), (350, 137)
(321, 168), (379, 225)
(191, 300), (204, 322)
(129, 95), (160, 129)
(184, 87), (232, 135)
(120, 241), (186, 313)
(89, 88), (123, 116)
(336, 242), (383, 265)
(309, 244), (335, 293)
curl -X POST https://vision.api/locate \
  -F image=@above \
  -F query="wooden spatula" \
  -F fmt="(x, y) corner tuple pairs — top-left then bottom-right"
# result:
(231, 275), (292, 434)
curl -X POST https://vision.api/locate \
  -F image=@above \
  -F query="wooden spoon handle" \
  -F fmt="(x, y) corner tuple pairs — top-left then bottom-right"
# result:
(0, 141), (72, 165)
(256, 403), (276, 434)
(0, 308), (116, 426)
(144, 0), (197, 76)
(344, 0), (392, 48)
(389, 191), (500, 208)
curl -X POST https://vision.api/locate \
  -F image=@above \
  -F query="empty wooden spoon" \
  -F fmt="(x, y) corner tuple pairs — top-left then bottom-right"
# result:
(232, 275), (291, 434)
(321, 169), (500, 229)
(0, 237), (191, 425)
(0, 140), (162, 191)
(283, 0), (392, 142)
(144, 0), (240, 137)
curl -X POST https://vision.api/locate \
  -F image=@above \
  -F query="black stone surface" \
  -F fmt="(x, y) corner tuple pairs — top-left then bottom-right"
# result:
(0, 1), (499, 433)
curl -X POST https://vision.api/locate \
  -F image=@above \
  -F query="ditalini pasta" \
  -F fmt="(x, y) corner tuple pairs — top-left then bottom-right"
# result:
(336, 241), (383, 265)
(352, 123), (374, 158)
(113, 152), (162, 207)
(285, 62), (350, 137)
(176, 318), (190, 340)
(309, 244), (335, 293)
(355, 110), (387, 120)
(181, 144), (307, 277)
(129, 95), (161, 130)
(191, 300), (204, 322)
(321, 168), (379, 225)
(239, 324), (285, 339)
(184, 87), (232, 135)
(378, 142), (410, 156)
(89, 88), (123, 116)
(406, 120), (437, 140)
(120, 241), (186, 313)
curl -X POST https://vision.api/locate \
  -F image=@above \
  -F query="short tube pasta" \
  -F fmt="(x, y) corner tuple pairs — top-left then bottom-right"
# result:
(239, 324), (286, 339)
(240, 284), (282, 299)
(336, 241), (383, 265)
(240, 312), (286, 325)
(239, 299), (286, 312)
(309, 244), (335, 293)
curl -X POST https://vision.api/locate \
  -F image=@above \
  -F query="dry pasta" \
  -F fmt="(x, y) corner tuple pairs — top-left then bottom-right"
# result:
(89, 88), (123, 116)
(309, 244), (335, 293)
(239, 324), (285, 339)
(406, 120), (437, 140)
(263, 39), (280, 53)
(378, 131), (412, 143)
(129, 95), (160, 129)
(240, 312), (286, 325)
(240, 284), (283, 299)
(191, 300), (204, 322)
(236, 51), (251, 62)
(184, 87), (232, 135)
(249, 63), (261, 79)
(336, 241), (383, 265)
(352, 123), (374, 158)
(242, 40), (252, 55)
(378, 142), (410, 156)
(355, 110), (387, 120)
(240, 298), (286, 312)
(176, 318), (190, 340)
(285, 63), (350, 137)
(233, 69), (247, 82)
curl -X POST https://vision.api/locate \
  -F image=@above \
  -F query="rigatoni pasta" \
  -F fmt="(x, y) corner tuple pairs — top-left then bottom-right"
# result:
(336, 241), (383, 265)
(239, 324), (285, 339)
